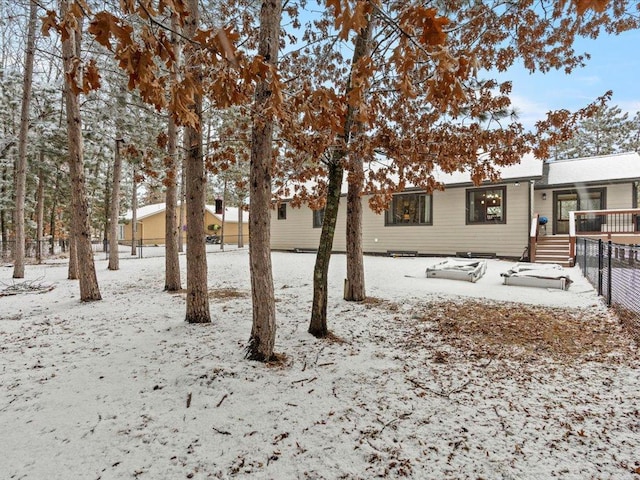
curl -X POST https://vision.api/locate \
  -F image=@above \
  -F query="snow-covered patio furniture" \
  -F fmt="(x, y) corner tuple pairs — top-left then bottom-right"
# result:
(425, 258), (488, 283)
(501, 263), (572, 290)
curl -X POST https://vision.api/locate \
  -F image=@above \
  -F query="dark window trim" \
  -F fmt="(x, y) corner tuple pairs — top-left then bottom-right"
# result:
(384, 192), (433, 226)
(551, 187), (606, 235)
(465, 186), (507, 225)
(552, 187), (607, 214)
(633, 181), (639, 209)
(312, 209), (324, 228)
(277, 203), (287, 220)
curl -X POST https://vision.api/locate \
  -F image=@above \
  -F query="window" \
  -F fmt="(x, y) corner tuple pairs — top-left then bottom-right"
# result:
(385, 192), (432, 226)
(466, 187), (506, 224)
(313, 209), (324, 228)
(553, 188), (605, 234)
(277, 203), (287, 220)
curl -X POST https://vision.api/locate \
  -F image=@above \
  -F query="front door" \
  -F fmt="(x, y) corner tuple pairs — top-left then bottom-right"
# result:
(554, 193), (577, 234)
(553, 189), (605, 234)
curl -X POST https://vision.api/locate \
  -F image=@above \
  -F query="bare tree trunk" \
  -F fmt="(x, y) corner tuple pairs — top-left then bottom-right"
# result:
(178, 142), (186, 253)
(344, 127), (366, 301)
(12, 0), (37, 278)
(309, 158), (343, 337)
(49, 167), (61, 255)
(237, 202), (244, 248)
(184, 0), (210, 323)
(108, 138), (123, 270)
(61, 0), (101, 301)
(309, 15), (373, 336)
(246, 0), (281, 361)
(1, 166), (7, 255)
(68, 232), (78, 280)
(35, 163), (45, 264)
(165, 113), (181, 289)
(220, 179), (226, 251)
(164, 13), (181, 291)
(102, 162), (111, 255)
(130, 167), (138, 255)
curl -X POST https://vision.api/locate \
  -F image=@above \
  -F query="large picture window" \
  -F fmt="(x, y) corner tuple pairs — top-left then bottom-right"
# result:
(466, 187), (506, 224)
(385, 192), (432, 226)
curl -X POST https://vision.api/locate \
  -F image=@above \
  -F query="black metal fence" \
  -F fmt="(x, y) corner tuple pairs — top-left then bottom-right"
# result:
(575, 238), (640, 340)
(0, 240), (67, 262)
(2, 237), (239, 263)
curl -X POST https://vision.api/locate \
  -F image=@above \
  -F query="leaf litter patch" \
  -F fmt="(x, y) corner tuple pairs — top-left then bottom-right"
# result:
(207, 287), (249, 301)
(407, 299), (635, 363)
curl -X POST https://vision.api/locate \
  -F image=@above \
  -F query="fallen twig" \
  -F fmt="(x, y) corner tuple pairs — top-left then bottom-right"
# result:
(0, 278), (54, 297)
(407, 377), (471, 398)
(216, 393), (228, 408)
(292, 376), (317, 385)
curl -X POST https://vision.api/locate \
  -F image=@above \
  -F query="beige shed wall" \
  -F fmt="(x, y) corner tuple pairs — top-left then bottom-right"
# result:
(122, 208), (248, 246)
(122, 211), (172, 246)
(204, 210), (249, 245)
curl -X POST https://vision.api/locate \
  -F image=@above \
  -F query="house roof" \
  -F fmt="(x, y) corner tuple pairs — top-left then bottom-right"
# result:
(124, 203), (166, 221)
(542, 151), (640, 187)
(124, 203), (248, 222)
(431, 152), (543, 186)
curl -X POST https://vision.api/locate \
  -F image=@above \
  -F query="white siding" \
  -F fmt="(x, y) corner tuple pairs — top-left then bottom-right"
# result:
(271, 182), (531, 258)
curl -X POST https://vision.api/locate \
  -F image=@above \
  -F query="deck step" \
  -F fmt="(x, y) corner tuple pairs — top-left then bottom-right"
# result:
(534, 236), (572, 267)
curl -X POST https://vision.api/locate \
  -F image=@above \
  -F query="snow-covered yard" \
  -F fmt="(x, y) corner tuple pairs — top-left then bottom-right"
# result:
(1, 250), (638, 479)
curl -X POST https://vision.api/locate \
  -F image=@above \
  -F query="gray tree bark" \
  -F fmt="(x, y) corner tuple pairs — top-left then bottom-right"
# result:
(108, 138), (123, 270)
(61, 0), (101, 301)
(164, 13), (181, 291)
(13, 0), (37, 279)
(246, 0), (281, 361)
(178, 142), (186, 253)
(344, 126), (366, 301)
(237, 204), (244, 248)
(35, 163), (45, 264)
(184, 0), (210, 322)
(130, 168), (138, 255)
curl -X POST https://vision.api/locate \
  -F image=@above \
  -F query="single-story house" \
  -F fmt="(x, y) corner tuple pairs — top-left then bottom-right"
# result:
(122, 202), (249, 246)
(271, 152), (640, 265)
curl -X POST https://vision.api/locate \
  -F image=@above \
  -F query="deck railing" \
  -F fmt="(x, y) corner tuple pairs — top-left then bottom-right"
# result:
(529, 213), (539, 262)
(572, 208), (640, 234)
(569, 208), (640, 263)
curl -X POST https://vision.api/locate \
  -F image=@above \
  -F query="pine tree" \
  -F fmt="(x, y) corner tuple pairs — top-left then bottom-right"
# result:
(12, 0), (37, 278)
(555, 105), (632, 159)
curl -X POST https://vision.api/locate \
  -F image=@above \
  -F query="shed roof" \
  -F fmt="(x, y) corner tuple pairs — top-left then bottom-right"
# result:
(124, 203), (248, 222)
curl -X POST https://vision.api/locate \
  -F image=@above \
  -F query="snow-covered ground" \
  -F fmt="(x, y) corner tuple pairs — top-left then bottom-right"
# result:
(1, 250), (638, 479)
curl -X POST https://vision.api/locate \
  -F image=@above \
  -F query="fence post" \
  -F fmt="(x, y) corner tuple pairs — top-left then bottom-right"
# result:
(582, 238), (587, 276)
(597, 239), (603, 296)
(606, 240), (612, 307)
(138, 239), (143, 259)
